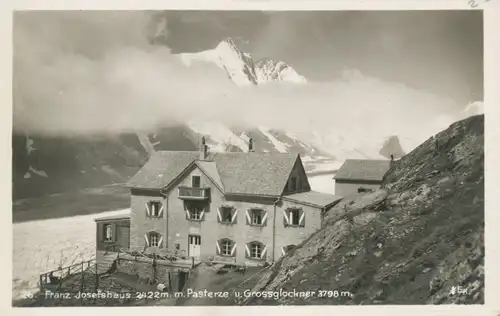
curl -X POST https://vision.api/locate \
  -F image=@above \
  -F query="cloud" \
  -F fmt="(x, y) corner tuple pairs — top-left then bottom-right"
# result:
(14, 11), (464, 154)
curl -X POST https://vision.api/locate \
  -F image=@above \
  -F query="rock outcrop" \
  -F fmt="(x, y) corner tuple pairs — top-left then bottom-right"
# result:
(240, 115), (484, 305)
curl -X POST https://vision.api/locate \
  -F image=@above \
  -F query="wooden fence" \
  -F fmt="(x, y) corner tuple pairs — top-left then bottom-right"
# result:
(39, 259), (97, 292)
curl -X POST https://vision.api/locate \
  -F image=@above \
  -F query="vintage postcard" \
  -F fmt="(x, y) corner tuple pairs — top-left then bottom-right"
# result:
(4, 0), (500, 315)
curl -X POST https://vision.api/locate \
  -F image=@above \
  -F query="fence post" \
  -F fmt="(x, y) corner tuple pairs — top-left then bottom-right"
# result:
(40, 275), (44, 292)
(95, 263), (99, 291)
(168, 272), (172, 292)
(80, 262), (84, 292)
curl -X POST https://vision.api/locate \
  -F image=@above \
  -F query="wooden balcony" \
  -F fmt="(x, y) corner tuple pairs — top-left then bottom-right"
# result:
(178, 186), (210, 200)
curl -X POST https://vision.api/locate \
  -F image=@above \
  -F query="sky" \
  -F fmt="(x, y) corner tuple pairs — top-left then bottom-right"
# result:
(12, 10), (483, 153)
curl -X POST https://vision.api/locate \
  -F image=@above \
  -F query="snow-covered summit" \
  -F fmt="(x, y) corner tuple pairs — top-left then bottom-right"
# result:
(179, 37), (306, 86)
(255, 58), (307, 84)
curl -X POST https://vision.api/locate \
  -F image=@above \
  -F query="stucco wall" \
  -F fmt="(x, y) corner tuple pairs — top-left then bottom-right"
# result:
(274, 199), (323, 261)
(130, 189), (165, 252)
(334, 180), (382, 197)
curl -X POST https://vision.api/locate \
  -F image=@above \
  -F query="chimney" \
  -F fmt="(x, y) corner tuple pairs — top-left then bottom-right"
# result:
(248, 138), (254, 152)
(199, 136), (208, 160)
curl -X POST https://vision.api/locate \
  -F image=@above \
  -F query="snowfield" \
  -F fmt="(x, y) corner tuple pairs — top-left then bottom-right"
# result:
(309, 174), (336, 195)
(12, 208), (130, 300)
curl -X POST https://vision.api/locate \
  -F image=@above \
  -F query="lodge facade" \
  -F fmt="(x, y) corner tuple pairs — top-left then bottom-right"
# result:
(95, 138), (341, 267)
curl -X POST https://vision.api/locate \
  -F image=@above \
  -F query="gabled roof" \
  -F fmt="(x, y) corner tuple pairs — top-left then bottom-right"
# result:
(127, 151), (298, 197)
(282, 191), (342, 209)
(94, 213), (131, 222)
(213, 152), (297, 196)
(127, 151), (200, 189)
(333, 159), (391, 182)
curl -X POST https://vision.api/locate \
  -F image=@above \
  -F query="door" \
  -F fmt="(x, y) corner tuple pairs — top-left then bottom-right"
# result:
(119, 223), (131, 250)
(188, 235), (201, 258)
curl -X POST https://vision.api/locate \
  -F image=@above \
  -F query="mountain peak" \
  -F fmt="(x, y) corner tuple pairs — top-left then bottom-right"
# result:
(179, 37), (306, 86)
(220, 37), (238, 49)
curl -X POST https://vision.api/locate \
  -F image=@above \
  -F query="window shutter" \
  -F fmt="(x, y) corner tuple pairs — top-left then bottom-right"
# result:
(112, 223), (117, 242)
(144, 234), (150, 247)
(200, 209), (206, 221)
(281, 246), (286, 256)
(245, 210), (251, 225)
(185, 209), (190, 220)
(260, 245), (268, 260)
(158, 235), (164, 248)
(262, 211), (268, 226)
(230, 242), (237, 257)
(216, 240), (221, 255)
(145, 202), (151, 217)
(245, 244), (251, 259)
(231, 209), (238, 224)
(158, 204), (164, 217)
(283, 210), (290, 227)
(216, 208), (222, 223)
(299, 210), (305, 227)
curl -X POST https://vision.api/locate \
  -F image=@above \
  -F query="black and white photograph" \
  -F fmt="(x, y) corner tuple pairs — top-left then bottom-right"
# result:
(10, 8), (487, 308)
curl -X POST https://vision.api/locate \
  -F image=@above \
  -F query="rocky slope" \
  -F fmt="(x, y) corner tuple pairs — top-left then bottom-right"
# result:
(240, 114), (484, 305)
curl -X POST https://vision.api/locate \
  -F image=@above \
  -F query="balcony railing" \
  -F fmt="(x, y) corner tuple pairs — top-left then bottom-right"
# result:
(178, 186), (210, 200)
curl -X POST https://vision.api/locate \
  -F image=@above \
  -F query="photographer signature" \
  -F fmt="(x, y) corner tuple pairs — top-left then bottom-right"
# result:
(468, 0), (492, 8)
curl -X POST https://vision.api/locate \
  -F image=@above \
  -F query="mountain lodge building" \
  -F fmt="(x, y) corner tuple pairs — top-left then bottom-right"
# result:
(94, 138), (341, 267)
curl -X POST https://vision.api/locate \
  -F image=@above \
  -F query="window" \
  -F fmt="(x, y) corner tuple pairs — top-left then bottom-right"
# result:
(191, 175), (201, 188)
(284, 208), (305, 227)
(251, 243), (261, 258)
(144, 231), (163, 248)
(103, 224), (113, 242)
(358, 187), (373, 193)
(290, 209), (301, 226)
(217, 239), (236, 257)
(150, 233), (159, 247)
(245, 242), (267, 260)
(146, 201), (163, 218)
(190, 209), (202, 220)
(246, 208), (267, 226)
(252, 209), (262, 225)
(218, 206), (237, 224)
(185, 201), (205, 221)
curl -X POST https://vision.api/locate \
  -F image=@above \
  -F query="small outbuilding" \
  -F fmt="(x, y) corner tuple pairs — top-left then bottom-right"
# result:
(333, 159), (391, 197)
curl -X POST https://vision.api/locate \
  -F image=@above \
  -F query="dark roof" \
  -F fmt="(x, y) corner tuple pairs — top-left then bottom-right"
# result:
(213, 152), (297, 196)
(333, 159), (391, 181)
(94, 213), (131, 222)
(282, 191), (342, 209)
(127, 151), (200, 189)
(127, 151), (299, 196)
